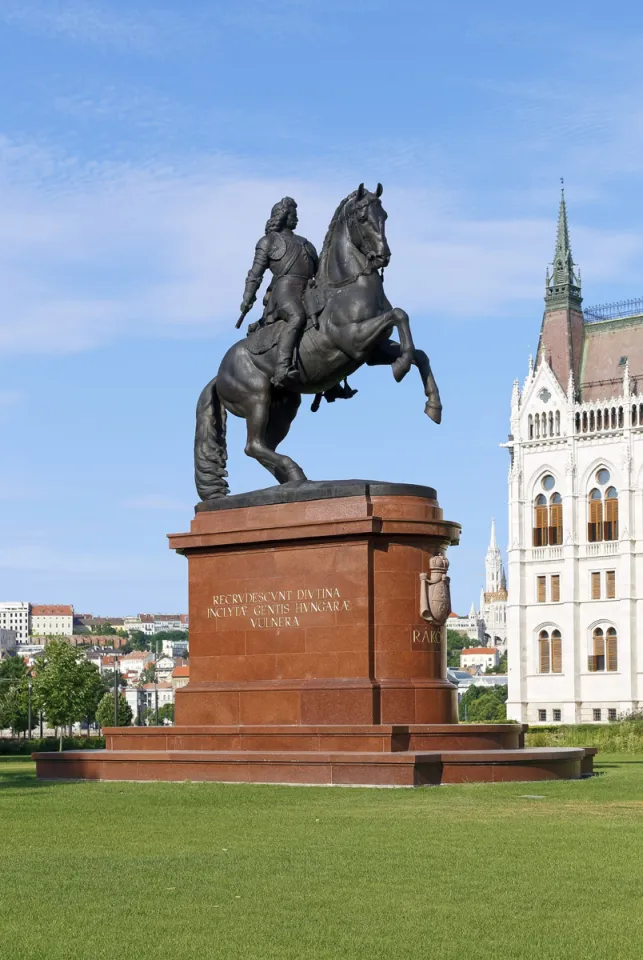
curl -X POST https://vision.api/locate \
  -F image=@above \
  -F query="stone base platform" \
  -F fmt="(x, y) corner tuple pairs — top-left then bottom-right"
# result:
(33, 725), (596, 785)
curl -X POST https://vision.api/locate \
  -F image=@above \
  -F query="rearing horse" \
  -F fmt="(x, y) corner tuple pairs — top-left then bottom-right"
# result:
(195, 184), (442, 499)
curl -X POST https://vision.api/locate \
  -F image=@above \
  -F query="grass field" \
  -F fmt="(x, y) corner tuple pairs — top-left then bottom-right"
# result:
(1, 757), (643, 959)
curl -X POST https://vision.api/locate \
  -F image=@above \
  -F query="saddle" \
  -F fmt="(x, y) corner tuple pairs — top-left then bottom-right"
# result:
(245, 280), (325, 357)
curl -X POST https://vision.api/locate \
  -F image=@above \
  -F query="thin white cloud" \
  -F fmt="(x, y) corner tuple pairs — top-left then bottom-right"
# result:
(0, 0), (189, 53)
(123, 494), (188, 511)
(1, 139), (642, 357)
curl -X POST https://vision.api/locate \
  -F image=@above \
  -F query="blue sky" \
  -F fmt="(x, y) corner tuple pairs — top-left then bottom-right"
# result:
(2, 0), (643, 615)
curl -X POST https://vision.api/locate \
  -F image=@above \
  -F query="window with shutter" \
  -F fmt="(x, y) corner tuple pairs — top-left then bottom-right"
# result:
(588, 491), (603, 542)
(533, 496), (549, 546)
(551, 630), (562, 673)
(591, 571), (601, 600)
(606, 628), (618, 672)
(549, 495), (563, 545)
(604, 489), (618, 541)
(591, 628), (605, 672)
(551, 575), (560, 602)
(539, 630), (550, 673)
(606, 570), (616, 599)
(537, 576), (546, 603)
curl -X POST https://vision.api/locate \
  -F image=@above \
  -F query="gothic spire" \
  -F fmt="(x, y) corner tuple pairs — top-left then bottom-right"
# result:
(545, 186), (582, 312)
(488, 517), (498, 552)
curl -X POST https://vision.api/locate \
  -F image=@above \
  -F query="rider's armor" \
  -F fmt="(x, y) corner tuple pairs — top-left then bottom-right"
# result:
(242, 231), (319, 386)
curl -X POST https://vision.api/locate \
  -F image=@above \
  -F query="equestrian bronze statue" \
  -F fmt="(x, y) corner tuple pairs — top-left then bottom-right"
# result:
(195, 184), (442, 499)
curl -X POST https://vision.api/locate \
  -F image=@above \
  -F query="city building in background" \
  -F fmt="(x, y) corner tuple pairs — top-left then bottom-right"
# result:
(506, 191), (643, 723)
(446, 606), (486, 644)
(0, 628), (17, 656)
(30, 605), (74, 637)
(0, 602), (30, 643)
(460, 647), (500, 672)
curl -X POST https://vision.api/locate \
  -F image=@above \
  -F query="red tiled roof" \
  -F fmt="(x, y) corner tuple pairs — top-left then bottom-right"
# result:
(172, 665), (189, 677)
(31, 605), (73, 616)
(462, 648), (498, 655)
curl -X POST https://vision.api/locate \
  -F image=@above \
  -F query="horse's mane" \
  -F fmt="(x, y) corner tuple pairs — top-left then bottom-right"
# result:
(317, 189), (357, 286)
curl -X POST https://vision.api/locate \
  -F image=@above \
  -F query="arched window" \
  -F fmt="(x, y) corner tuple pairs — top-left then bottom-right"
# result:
(528, 414), (534, 439)
(575, 412), (581, 434)
(549, 493), (563, 545)
(619, 406), (624, 428)
(588, 488), (603, 542)
(589, 627), (618, 672)
(548, 411), (554, 436)
(597, 409), (603, 430)
(533, 494), (548, 546)
(589, 409), (595, 431)
(611, 407), (617, 428)
(539, 629), (562, 674)
(582, 411), (588, 433)
(555, 410), (561, 436)
(533, 477), (563, 546)
(632, 405), (638, 427)
(535, 413), (540, 438)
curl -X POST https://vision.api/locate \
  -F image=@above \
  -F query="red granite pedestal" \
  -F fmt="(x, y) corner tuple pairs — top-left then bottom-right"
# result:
(34, 482), (595, 785)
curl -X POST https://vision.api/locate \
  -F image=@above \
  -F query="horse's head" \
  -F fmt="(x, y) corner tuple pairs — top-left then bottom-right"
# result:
(345, 182), (390, 270)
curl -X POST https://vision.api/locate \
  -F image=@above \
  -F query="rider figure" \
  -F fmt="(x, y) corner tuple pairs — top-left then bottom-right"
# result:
(240, 197), (318, 388)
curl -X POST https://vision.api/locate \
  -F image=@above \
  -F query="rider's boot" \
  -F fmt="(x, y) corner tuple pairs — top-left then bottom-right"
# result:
(271, 320), (302, 388)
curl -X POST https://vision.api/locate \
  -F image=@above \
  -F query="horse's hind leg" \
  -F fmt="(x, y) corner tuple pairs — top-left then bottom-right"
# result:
(367, 339), (442, 424)
(245, 390), (306, 484)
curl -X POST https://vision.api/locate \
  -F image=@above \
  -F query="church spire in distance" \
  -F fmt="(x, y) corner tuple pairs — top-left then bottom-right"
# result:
(545, 183), (582, 313)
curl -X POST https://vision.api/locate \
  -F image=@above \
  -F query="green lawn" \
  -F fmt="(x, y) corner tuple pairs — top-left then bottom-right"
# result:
(1, 756), (643, 959)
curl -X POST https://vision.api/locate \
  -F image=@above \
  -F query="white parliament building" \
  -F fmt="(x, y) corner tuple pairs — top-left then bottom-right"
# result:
(506, 191), (643, 724)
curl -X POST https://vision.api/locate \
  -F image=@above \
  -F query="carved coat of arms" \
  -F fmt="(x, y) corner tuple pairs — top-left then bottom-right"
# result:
(419, 554), (451, 626)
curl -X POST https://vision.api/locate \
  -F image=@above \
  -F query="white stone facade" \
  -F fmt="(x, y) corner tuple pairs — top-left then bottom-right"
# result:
(506, 193), (643, 724)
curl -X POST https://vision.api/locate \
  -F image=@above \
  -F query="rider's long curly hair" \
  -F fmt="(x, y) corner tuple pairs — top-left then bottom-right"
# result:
(265, 196), (296, 234)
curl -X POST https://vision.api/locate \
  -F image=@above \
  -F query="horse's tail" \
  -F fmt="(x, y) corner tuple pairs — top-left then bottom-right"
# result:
(194, 377), (229, 500)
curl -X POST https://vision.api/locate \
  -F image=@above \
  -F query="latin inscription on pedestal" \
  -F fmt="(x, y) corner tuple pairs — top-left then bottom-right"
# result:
(207, 586), (353, 629)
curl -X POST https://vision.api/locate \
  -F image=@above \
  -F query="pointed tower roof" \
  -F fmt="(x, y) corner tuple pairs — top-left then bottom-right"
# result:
(469, 601), (476, 618)
(545, 187), (582, 313)
(537, 186), (585, 391)
(489, 517), (497, 550)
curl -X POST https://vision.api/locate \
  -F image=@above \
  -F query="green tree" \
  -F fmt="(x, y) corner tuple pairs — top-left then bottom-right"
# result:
(485, 652), (508, 674)
(102, 669), (127, 690)
(157, 703), (174, 725)
(128, 631), (149, 651)
(91, 623), (117, 636)
(446, 630), (469, 669)
(0, 656), (28, 684)
(96, 692), (133, 729)
(0, 680), (30, 734)
(139, 663), (156, 684)
(32, 640), (105, 749)
(459, 684), (508, 721)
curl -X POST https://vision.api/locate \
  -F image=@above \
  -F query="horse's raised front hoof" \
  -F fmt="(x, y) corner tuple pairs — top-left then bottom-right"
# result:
(425, 401), (442, 424)
(392, 357), (412, 382)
